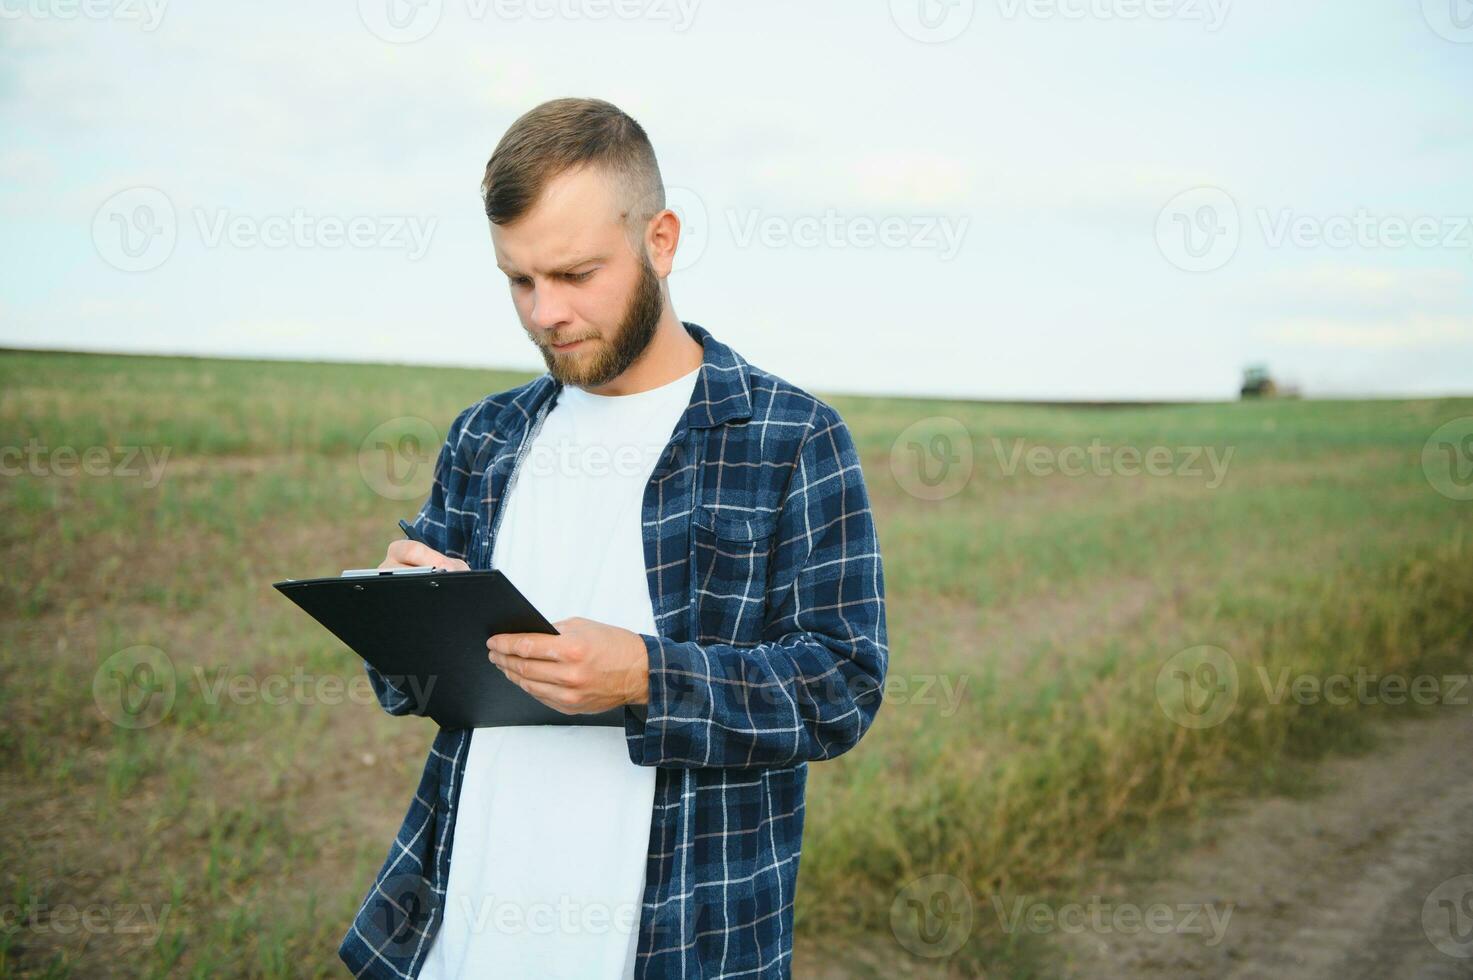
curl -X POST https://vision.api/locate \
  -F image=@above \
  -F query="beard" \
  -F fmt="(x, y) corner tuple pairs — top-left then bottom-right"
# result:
(533, 252), (664, 390)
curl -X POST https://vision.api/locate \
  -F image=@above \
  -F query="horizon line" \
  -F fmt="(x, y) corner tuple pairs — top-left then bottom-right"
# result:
(2, 342), (1469, 406)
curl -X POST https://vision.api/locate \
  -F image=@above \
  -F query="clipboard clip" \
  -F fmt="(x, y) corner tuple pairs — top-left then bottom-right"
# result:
(339, 566), (449, 578)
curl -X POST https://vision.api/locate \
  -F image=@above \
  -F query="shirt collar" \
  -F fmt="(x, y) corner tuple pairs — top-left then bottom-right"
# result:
(673, 320), (754, 430)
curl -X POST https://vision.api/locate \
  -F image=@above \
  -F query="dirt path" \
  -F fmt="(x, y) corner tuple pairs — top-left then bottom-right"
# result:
(1057, 707), (1473, 979)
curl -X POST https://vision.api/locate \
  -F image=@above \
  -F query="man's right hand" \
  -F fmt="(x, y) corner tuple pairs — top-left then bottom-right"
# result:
(378, 539), (471, 572)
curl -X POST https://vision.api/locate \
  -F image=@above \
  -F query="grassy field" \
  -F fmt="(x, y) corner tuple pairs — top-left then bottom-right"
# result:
(1, 348), (1470, 977)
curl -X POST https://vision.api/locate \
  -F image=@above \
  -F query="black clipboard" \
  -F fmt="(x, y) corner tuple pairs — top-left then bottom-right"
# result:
(272, 569), (624, 729)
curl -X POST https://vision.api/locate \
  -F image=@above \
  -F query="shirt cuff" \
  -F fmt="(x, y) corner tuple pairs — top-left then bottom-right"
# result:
(622, 633), (671, 765)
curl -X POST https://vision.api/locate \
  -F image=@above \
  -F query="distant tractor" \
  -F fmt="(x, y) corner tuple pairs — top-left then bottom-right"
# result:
(1241, 364), (1278, 399)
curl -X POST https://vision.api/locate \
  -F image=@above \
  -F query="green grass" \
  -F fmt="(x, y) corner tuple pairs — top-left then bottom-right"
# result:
(1, 348), (1469, 976)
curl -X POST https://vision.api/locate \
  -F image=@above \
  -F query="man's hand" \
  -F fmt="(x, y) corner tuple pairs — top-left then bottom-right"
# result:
(378, 539), (470, 572)
(488, 616), (650, 714)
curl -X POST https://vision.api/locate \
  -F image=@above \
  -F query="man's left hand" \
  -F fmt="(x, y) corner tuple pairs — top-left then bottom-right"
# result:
(488, 616), (650, 714)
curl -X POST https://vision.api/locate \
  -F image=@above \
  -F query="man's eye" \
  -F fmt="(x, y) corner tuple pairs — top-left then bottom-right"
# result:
(566, 270), (594, 283)
(510, 276), (530, 288)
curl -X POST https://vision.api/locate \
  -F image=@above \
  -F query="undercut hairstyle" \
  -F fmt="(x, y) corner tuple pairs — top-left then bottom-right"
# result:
(481, 97), (666, 245)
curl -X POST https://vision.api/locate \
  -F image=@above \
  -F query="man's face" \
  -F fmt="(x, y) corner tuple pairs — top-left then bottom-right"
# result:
(491, 166), (665, 389)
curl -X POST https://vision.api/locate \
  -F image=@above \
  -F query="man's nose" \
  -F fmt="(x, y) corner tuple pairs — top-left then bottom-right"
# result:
(528, 282), (572, 331)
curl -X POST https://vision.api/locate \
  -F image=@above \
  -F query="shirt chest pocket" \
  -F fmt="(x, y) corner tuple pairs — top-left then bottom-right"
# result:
(690, 504), (781, 645)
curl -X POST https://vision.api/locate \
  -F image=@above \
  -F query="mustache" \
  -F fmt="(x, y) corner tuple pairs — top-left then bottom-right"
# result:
(546, 334), (596, 347)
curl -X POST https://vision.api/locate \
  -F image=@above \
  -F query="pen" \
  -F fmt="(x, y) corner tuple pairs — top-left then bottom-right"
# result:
(398, 518), (428, 545)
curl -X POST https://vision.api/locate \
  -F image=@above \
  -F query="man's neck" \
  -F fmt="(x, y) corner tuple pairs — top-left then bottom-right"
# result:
(581, 312), (703, 397)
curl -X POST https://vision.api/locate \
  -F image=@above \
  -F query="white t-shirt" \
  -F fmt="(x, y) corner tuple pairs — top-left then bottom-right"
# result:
(419, 365), (700, 979)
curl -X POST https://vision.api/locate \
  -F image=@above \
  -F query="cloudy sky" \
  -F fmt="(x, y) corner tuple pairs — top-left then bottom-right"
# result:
(2, 0), (1470, 400)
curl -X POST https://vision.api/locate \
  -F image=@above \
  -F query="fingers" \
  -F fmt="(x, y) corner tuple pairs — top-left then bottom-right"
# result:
(487, 633), (561, 661)
(380, 539), (469, 571)
(384, 539), (439, 566)
(492, 656), (587, 715)
(490, 650), (562, 686)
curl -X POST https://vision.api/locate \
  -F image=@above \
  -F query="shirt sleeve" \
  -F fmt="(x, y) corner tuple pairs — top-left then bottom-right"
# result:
(364, 404), (479, 717)
(623, 406), (889, 768)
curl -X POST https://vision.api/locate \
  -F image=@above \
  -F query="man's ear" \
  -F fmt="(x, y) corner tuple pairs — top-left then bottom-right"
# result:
(645, 208), (681, 279)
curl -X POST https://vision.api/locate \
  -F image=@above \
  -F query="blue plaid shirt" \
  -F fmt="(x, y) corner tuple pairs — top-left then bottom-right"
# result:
(339, 321), (888, 978)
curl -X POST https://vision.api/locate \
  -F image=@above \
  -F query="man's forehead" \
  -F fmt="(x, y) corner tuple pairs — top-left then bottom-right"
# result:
(492, 168), (632, 271)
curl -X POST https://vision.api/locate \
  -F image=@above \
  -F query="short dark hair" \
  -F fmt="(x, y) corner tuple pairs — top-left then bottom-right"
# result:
(481, 97), (665, 240)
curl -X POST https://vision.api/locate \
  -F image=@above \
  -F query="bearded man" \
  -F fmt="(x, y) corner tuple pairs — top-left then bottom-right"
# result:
(339, 96), (889, 980)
